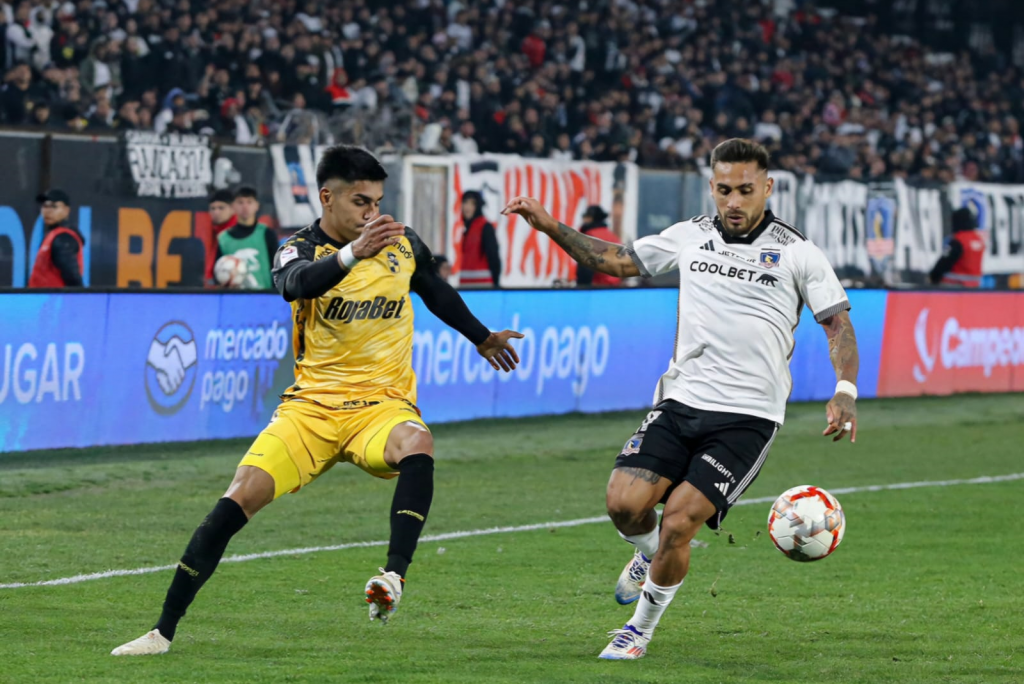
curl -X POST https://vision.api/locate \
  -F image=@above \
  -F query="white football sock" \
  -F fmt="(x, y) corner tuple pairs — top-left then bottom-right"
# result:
(619, 527), (659, 560)
(627, 578), (682, 635)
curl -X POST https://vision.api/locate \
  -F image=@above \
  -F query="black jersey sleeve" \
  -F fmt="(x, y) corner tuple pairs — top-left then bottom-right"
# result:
(406, 227), (490, 346)
(271, 236), (348, 302)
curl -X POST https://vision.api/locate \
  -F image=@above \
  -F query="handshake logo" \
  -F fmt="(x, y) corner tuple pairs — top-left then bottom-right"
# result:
(145, 321), (199, 415)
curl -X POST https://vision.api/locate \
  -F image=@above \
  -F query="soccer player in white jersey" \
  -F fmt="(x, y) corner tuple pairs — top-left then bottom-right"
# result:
(503, 138), (860, 660)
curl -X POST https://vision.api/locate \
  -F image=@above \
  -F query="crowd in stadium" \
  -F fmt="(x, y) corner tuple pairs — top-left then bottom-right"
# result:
(2, 0), (1022, 183)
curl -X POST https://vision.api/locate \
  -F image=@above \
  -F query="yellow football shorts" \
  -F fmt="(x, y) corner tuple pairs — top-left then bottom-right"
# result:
(238, 399), (428, 499)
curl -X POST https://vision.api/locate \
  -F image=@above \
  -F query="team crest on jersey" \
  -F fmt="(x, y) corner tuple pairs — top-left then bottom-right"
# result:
(621, 435), (643, 456)
(759, 249), (781, 268)
(387, 252), (401, 273)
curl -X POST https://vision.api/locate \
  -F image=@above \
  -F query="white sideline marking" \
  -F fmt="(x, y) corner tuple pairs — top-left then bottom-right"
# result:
(2, 472), (1022, 590)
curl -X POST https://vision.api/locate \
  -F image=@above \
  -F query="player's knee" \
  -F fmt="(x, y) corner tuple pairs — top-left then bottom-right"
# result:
(388, 435), (434, 468)
(659, 511), (702, 548)
(390, 422), (434, 456)
(224, 466), (275, 517)
(606, 497), (648, 530)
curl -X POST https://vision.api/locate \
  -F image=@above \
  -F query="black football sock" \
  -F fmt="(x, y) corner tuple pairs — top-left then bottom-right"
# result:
(154, 497), (249, 641)
(384, 453), (434, 579)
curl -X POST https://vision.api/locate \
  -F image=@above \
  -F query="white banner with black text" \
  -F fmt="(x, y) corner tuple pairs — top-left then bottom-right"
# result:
(125, 131), (213, 199)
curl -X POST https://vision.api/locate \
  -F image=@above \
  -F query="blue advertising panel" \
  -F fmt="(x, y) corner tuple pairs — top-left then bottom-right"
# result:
(411, 290), (678, 423)
(788, 290), (888, 403)
(0, 293), (293, 452)
(1, 289), (890, 453)
(0, 294), (109, 450)
(97, 293), (293, 446)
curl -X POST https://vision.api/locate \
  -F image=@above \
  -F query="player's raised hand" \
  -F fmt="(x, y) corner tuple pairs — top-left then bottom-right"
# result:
(823, 393), (857, 443)
(502, 197), (558, 233)
(351, 214), (405, 259)
(476, 330), (525, 372)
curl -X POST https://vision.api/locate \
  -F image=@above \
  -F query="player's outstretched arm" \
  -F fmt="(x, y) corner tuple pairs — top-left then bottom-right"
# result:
(820, 310), (859, 443)
(502, 197), (640, 278)
(406, 228), (523, 372)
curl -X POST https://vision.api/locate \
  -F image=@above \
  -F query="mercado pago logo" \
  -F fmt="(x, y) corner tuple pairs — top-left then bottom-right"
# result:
(413, 313), (610, 396)
(145, 321), (199, 415)
(146, 319), (290, 416)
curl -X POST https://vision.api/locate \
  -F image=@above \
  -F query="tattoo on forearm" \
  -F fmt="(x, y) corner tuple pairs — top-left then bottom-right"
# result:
(825, 313), (859, 384)
(619, 467), (662, 485)
(546, 223), (637, 277)
(552, 222), (612, 269)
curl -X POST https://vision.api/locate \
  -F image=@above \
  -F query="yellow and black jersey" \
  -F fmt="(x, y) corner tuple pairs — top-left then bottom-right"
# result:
(271, 220), (489, 408)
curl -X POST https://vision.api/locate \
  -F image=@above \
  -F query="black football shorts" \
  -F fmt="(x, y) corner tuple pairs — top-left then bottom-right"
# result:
(614, 400), (779, 529)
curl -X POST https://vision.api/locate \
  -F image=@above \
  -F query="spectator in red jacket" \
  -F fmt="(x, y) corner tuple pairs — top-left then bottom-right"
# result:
(929, 208), (986, 288)
(459, 190), (501, 288)
(29, 189), (84, 288)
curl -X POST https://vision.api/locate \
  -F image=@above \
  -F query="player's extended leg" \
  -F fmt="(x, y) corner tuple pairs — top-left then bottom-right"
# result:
(364, 421), (435, 624)
(600, 482), (715, 660)
(606, 466), (672, 604)
(112, 429), (296, 656)
(153, 467), (276, 636)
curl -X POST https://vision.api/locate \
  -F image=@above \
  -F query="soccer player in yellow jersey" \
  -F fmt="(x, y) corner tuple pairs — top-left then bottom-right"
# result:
(112, 146), (522, 656)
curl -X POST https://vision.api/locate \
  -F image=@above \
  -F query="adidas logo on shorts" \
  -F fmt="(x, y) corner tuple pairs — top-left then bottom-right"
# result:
(714, 482), (730, 496)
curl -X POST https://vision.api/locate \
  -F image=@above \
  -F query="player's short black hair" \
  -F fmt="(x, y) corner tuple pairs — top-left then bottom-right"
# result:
(316, 144), (388, 188)
(710, 138), (770, 171)
(210, 189), (234, 205)
(235, 185), (259, 200)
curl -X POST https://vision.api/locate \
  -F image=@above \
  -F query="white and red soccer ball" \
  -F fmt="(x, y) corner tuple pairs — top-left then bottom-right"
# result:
(214, 254), (259, 289)
(768, 485), (846, 562)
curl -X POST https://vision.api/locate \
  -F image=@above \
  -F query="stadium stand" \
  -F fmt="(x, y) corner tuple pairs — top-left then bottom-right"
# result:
(2, 0), (1023, 182)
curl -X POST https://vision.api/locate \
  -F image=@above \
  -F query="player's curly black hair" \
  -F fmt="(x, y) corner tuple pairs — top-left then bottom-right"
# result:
(711, 138), (771, 171)
(316, 144), (388, 188)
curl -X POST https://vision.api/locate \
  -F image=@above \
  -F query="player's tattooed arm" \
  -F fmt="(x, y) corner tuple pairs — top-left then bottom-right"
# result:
(820, 310), (859, 442)
(548, 222), (641, 278)
(502, 196), (640, 278)
(822, 310), (858, 385)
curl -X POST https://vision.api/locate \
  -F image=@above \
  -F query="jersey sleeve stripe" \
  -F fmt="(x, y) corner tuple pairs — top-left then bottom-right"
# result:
(813, 300), (851, 323)
(625, 244), (651, 278)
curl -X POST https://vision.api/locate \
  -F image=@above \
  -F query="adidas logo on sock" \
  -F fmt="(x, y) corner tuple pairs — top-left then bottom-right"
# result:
(699, 240), (715, 251)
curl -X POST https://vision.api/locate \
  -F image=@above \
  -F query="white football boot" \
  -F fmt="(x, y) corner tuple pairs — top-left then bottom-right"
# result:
(365, 568), (404, 624)
(599, 624), (651, 660)
(110, 629), (172, 656)
(614, 548), (651, 605)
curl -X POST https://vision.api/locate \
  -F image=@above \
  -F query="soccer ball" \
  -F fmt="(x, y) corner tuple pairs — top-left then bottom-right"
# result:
(767, 485), (846, 562)
(214, 254), (258, 289)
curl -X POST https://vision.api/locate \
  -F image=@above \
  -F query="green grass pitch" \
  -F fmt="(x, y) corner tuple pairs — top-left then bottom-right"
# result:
(1, 394), (1023, 683)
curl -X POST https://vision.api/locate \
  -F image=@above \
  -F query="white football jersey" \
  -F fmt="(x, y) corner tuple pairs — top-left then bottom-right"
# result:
(628, 211), (849, 424)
